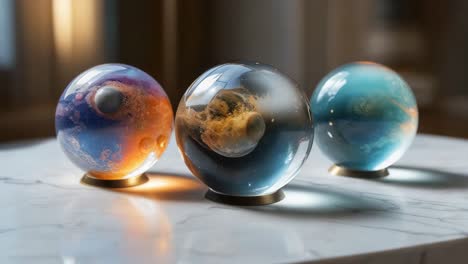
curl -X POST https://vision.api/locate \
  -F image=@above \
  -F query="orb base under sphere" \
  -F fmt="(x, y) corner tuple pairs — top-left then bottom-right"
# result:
(205, 189), (285, 206)
(81, 173), (149, 188)
(328, 164), (389, 179)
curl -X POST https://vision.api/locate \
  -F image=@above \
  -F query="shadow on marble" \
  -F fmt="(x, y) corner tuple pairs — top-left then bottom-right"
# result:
(110, 172), (207, 202)
(374, 165), (468, 189)
(250, 182), (395, 219)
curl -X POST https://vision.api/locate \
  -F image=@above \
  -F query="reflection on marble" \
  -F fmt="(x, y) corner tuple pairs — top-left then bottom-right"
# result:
(1, 134), (468, 263)
(59, 196), (173, 263)
(178, 217), (305, 263)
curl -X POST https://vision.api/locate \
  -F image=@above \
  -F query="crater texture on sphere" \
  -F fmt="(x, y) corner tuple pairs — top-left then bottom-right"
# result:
(55, 64), (173, 179)
(311, 62), (418, 171)
(175, 62), (313, 196)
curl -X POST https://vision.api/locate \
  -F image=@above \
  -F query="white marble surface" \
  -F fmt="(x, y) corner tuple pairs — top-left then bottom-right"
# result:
(1, 134), (468, 264)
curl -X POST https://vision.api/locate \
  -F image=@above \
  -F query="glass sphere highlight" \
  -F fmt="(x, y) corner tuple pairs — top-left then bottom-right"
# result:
(55, 64), (173, 179)
(311, 62), (418, 171)
(175, 62), (313, 196)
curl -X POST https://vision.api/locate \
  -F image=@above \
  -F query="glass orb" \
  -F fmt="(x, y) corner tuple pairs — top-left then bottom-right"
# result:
(55, 64), (173, 179)
(311, 62), (418, 171)
(175, 62), (313, 196)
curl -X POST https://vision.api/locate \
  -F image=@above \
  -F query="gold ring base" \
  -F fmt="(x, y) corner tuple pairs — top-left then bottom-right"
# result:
(81, 173), (149, 188)
(205, 189), (285, 206)
(329, 165), (389, 179)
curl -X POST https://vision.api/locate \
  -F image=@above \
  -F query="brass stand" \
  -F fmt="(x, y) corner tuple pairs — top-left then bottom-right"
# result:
(81, 173), (149, 188)
(329, 164), (389, 179)
(205, 189), (285, 206)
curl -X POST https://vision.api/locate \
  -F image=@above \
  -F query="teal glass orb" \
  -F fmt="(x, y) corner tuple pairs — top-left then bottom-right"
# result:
(311, 62), (418, 171)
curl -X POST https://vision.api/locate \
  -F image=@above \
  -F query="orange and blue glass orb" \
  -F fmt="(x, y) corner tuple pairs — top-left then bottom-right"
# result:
(175, 62), (313, 196)
(55, 64), (173, 179)
(311, 62), (418, 171)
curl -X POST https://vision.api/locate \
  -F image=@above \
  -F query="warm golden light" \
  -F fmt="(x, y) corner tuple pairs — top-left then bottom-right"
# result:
(52, 0), (103, 67)
(52, 0), (73, 61)
(132, 174), (204, 193)
(72, 0), (103, 60)
(116, 174), (206, 201)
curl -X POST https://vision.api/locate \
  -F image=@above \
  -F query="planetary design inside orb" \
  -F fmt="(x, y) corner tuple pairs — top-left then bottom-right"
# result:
(175, 62), (313, 196)
(55, 64), (173, 179)
(177, 88), (265, 158)
(311, 62), (418, 171)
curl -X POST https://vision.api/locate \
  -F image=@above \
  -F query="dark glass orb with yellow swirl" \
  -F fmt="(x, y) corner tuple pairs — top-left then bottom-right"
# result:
(175, 62), (313, 196)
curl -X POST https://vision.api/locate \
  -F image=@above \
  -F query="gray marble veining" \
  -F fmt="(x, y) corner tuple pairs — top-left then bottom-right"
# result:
(0, 134), (468, 263)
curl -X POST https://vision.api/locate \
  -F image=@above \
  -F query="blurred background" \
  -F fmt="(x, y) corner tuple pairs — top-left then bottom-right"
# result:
(0, 0), (467, 142)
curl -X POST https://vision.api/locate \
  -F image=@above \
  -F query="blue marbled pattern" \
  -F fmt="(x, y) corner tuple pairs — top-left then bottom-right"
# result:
(311, 62), (418, 171)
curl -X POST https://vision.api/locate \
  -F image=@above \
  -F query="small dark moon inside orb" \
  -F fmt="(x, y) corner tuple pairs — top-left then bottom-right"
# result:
(94, 86), (124, 114)
(246, 112), (265, 142)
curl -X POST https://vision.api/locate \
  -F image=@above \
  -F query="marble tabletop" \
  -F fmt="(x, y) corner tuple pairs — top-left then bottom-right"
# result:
(1, 134), (468, 264)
